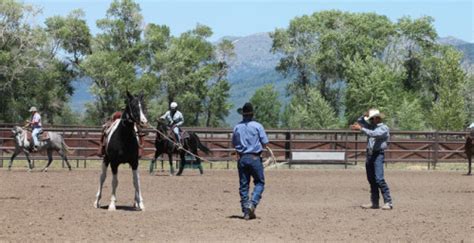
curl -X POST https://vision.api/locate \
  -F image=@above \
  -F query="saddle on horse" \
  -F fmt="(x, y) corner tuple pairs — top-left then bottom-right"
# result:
(27, 130), (49, 151)
(97, 113), (147, 158)
(168, 127), (189, 148)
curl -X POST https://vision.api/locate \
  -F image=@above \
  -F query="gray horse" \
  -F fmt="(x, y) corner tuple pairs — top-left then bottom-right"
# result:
(9, 126), (72, 172)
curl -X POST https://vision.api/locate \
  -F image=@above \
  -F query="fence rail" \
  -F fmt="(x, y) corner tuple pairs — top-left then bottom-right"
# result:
(0, 124), (470, 169)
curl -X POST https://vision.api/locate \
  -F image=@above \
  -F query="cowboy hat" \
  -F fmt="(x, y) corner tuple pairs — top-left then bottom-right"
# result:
(237, 102), (254, 115)
(29, 106), (37, 112)
(364, 109), (384, 122)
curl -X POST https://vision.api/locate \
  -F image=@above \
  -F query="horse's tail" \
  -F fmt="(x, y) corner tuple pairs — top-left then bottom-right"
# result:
(61, 137), (74, 155)
(191, 132), (211, 155)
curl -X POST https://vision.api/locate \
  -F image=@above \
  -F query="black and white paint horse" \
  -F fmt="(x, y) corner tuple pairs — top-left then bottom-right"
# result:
(94, 91), (148, 211)
(9, 126), (72, 172)
(149, 118), (210, 176)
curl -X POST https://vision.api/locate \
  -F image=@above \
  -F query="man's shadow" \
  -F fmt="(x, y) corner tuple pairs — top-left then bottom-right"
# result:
(227, 215), (245, 220)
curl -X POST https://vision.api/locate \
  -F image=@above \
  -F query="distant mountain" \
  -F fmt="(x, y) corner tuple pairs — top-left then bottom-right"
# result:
(438, 36), (474, 63)
(70, 34), (473, 125)
(223, 33), (291, 125)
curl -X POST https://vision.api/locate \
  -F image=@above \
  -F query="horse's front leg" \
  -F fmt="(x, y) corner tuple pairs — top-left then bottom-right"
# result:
(94, 162), (108, 208)
(23, 150), (33, 172)
(132, 168), (145, 210)
(108, 165), (119, 211)
(176, 152), (185, 176)
(149, 150), (159, 175)
(468, 154), (472, 176)
(169, 153), (175, 176)
(42, 149), (54, 172)
(8, 148), (21, 171)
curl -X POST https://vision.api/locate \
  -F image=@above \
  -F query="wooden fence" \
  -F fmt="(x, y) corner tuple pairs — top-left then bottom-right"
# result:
(0, 124), (470, 169)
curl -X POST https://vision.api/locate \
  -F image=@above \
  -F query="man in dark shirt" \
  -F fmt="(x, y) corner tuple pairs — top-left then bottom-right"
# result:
(351, 108), (393, 210)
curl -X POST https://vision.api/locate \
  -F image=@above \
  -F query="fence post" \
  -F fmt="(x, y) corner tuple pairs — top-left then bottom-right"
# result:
(285, 130), (293, 169)
(285, 130), (291, 161)
(344, 132), (348, 169)
(355, 133), (358, 165)
(433, 131), (439, 170)
(0, 137), (3, 168)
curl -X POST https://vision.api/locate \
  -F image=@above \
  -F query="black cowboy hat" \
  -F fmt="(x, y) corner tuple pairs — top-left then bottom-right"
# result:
(237, 102), (254, 115)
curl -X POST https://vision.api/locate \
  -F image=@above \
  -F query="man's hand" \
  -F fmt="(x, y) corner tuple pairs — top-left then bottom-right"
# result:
(350, 123), (362, 131)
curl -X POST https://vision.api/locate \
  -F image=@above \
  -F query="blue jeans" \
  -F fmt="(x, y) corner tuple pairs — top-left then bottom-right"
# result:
(172, 126), (181, 142)
(365, 151), (392, 205)
(238, 154), (265, 213)
(32, 128), (42, 146)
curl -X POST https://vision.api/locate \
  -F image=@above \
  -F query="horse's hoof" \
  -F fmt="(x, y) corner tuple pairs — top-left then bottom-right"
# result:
(94, 201), (100, 208)
(134, 202), (145, 211)
(108, 205), (116, 211)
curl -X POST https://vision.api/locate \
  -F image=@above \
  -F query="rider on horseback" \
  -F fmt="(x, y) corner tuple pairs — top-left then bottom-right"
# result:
(28, 106), (42, 152)
(160, 102), (184, 150)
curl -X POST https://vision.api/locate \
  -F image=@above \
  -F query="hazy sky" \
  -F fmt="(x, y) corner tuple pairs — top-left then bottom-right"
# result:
(25, 0), (473, 42)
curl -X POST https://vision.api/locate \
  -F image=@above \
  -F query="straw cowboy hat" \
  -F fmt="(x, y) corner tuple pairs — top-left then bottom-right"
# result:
(29, 106), (37, 112)
(364, 109), (384, 122)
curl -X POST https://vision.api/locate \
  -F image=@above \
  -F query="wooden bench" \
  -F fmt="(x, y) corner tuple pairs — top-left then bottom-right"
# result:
(290, 151), (348, 168)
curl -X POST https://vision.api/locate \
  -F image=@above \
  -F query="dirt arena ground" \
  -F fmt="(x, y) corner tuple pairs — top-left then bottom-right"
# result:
(0, 167), (472, 242)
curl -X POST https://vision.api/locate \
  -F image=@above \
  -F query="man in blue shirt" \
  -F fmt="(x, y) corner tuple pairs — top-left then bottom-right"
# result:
(351, 108), (393, 210)
(232, 102), (269, 220)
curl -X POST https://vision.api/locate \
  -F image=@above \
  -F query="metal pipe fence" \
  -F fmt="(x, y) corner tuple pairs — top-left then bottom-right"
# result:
(0, 125), (470, 169)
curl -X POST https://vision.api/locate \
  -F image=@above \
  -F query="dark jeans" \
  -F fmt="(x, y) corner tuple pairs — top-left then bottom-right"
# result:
(365, 151), (392, 205)
(238, 154), (265, 213)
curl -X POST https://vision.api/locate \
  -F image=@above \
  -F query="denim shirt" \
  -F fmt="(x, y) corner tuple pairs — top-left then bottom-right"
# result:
(357, 116), (389, 154)
(232, 119), (269, 154)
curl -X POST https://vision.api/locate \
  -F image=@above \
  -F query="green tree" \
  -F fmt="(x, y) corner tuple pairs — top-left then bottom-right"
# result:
(394, 96), (426, 130)
(81, 51), (135, 121)
(204, 39), (234, 127)
(96, 0), (143, 63)
(344, 56), (404, 124)
(45, 9), (92, 66)
(81, 0), (146, 124)
(250, 84), (281, 128)
(156, 24), (225, 126)
(464, 73), (474, 124)
(430, 47), (467, 130)
(282, 88), (337, 129)
(271, 10), (395, 114)
(0, 0), (81, 124)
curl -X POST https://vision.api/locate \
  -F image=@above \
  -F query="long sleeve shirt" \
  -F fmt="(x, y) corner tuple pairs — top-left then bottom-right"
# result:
(232, 119), (269, 154)
(160, 110), (184, 127)
(357, 116), (389, 153)
(31, 113), (42, 129)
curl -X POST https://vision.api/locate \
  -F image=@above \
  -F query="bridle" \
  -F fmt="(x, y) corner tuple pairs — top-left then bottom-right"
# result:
(122, 99), (142, 126)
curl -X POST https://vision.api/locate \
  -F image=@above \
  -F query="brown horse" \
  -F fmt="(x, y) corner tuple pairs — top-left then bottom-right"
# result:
(465, 130), (474, 175)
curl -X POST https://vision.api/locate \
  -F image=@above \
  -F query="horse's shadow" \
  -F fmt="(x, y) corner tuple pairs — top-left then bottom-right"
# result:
(99, 205), (141, 211)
